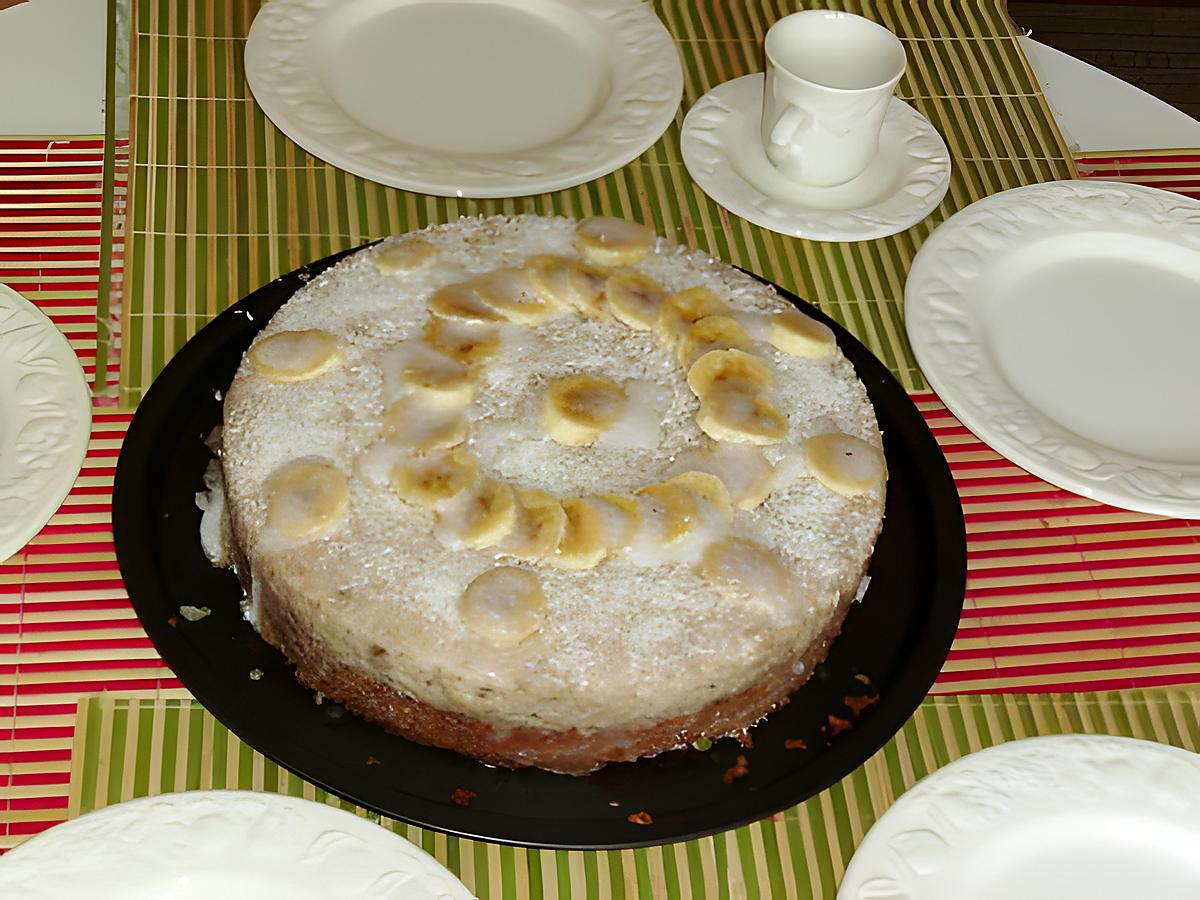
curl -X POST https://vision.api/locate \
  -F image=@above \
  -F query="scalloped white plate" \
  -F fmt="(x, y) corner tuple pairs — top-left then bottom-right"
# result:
(680, 74), (950, 242)
(905, 180), (1200, 518)
(839, 735), (1200, 900)
(0, 283), (91, 562)
(0, 791), (473, 899)
(244, 0), (682, 199)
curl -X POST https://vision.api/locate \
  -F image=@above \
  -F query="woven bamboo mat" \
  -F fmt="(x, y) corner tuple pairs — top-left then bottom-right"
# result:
(5, 394), (1199, 847)
(3, 0), (1199, 860)
(0, 138), (125, 398)
(63, 687), (1200, 898)
(118, 0), (1076, 404)
(1076, 149), (1200, 199)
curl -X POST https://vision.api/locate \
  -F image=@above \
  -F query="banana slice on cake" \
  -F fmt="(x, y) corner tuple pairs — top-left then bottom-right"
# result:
(686, 348), (773, 397)
(437, 478), (517, 549)
(803, 432), (886, 497)
(573, 216), (656, 266)
(605, 270), (666, 331)
(469, 267), (561, 324)
(696, 386), (788, 445)
(698, 537), (792, 602)
(664, 471), (734, 522)
(635, 481), (700, 547)
(380, 344), (474, 407)
(501, 488), (568, 560)
(587, 494), (643, 553)
(547, 497), (608, 570)
(687, 350), (785, 445)
(670, 443), (776, 510)
(678, 315), (753, 367)
(768, 308), (836, 359)
(382, 395), (467, 451)
(374, 237), (436, 275)
(423, 316), (501, 365)
(656, 287), (731, 347)
(427, 282), (508, 323)
(248, 329), (342, 383)
(263, 458), (349, 541)
(388, 449), (480, 508)
(459, 566), (546, 645)
(541, 374), (629, 447)
(524, 255), (608, 319)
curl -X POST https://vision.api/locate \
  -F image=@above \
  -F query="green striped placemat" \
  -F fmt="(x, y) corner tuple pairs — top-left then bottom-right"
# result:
(68, 688), (1200, 899)
(119, 0), (1076, 405)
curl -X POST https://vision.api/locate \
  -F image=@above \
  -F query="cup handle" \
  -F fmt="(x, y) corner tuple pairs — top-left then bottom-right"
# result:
(768, 106), (807, 147)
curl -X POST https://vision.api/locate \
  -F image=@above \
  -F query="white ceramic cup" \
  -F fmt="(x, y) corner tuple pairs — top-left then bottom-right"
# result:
(761, 10), (907, 188)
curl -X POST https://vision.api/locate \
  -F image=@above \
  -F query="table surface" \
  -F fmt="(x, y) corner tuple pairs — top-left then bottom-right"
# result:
(0, 0), (1199, 894)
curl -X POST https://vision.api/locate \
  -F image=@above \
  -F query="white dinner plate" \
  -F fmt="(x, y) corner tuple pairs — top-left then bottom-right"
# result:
(905, 180), (1200, 517)
(839, 734), (1200, 900)
(681, 74), (950, 242)
(244, 0), (682, 198)
(0, 790), (474, 899)
(0, 283), (91, 561)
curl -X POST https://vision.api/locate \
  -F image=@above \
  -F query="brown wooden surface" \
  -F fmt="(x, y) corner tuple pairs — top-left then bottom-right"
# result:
(1008, 2), (1200, 119)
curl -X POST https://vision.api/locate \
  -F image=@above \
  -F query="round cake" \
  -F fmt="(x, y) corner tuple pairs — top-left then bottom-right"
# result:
(201, 214), (886, 774)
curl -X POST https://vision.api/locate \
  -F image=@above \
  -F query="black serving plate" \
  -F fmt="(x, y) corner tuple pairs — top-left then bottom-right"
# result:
(113, 245), (965, 849)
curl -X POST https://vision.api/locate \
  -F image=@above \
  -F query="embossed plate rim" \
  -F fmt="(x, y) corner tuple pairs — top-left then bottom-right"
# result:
(905, 179), (1200, 518)
(243, 0), (683, 198)
(0, 789), (473, 898)
(838, 734), (1200, 899)
(0, 282), (91, 562)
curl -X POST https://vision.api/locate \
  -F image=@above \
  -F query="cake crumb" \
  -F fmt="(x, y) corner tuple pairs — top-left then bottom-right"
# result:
(627, 811), (653, 825)
(367, 756), (382, 766)
(735, 731), (754, 749)
(452, 788), (477, 807)
(827, 715), (852, 736)
(784, 738), (807, 750)
(178, 605), (210, 622)
(723, 755), (749, 784)
(166, 615), (178, 629)
(845, 694), (879, 716)
(249, 668), (263, 681)
(608, 801), (620, 807)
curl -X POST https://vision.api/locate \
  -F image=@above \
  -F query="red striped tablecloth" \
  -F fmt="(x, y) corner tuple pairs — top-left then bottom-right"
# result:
(1, 145), (1198, 846)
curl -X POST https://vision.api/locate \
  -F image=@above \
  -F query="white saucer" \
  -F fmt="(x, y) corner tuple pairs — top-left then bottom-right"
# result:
(0, 283), (91, 562)
(839, 735), (1200, 900)
(245, 0), (682, 199)
(0, 791), (473, 899)
(681, 74), (951, 242)
(905, 180), (1200, 518)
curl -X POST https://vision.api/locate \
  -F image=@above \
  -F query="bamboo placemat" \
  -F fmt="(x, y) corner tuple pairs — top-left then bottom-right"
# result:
(118, 0), (1077, 404)
(5, 0), (1199, 859)
(64, 687), (1200, 898)
(1076, 149), (1200, 199)
(6, 392), (1199, 847)
(0, 138), (125, 398)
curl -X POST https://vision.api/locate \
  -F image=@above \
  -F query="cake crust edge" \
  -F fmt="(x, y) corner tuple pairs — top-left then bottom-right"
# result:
(234, 538), (862, 775)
